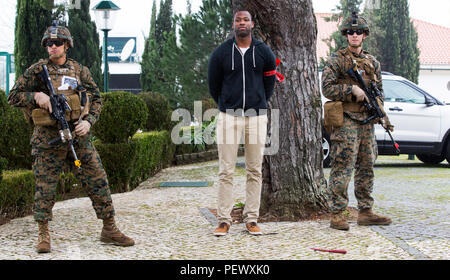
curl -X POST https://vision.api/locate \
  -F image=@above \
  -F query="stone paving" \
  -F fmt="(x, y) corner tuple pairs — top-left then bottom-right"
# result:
(0, 155), (448, 260)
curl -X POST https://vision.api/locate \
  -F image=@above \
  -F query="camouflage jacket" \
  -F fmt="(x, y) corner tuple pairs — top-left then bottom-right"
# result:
(8, 58), (102, 127)
(8, 58), (102, 152)
(322, 47), (383, 121)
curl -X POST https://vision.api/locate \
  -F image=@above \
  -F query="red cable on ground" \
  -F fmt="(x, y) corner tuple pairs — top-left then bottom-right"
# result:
(311, 248), (347, 254)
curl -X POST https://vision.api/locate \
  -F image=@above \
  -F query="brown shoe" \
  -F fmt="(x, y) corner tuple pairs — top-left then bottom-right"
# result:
(100, 217), (135, 246)
(246, 222), (262, 235)
(330, 212), (350, 231)
(357, 209), (392, 226)
(37, 221), (51, 253)
(213, 222), (230, 236)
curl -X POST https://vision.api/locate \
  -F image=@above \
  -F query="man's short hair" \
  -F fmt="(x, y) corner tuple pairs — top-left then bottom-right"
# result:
(233, 10), (253, 21)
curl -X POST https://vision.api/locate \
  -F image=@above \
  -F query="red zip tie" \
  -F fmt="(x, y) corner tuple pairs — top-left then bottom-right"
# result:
(264, 58), (285, 82)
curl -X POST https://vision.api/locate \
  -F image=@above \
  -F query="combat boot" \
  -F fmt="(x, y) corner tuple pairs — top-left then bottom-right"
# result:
(37, 221), (51, 253)
(330, 212), (350, 231)
(100, 217), (135, 246)
(357, 209), (392, 226)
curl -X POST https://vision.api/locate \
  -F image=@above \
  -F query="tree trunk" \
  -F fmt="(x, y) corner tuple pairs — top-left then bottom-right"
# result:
(231, 0), (329, 220)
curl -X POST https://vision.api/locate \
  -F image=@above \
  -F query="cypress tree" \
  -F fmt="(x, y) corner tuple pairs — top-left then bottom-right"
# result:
(155, 0), (173, 54)
(140, 0), (176, 101)
(14, 0), (53, 78)
(141, 0), (158, 92)
(141, 0), (232, 111)
(68, 0), (103, 90)
(375, 0), (420, 83)
(159, 28), (181, 108)
(175, 0), (232, 111)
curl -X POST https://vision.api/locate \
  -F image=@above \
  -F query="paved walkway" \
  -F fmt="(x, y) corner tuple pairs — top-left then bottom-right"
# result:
(0, 156), (448, 260)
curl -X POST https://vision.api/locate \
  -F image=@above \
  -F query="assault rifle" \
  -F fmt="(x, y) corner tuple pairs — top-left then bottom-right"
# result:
(347, 65), (400, 154)
(40, 65), (81, 169)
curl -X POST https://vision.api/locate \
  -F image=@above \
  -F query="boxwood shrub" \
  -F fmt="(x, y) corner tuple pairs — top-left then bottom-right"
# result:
(93, 91), (148, 143)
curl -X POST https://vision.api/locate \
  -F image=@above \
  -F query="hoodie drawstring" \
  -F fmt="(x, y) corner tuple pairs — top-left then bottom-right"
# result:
(232, 43), (235, 71)
(252, 46), (256, 68)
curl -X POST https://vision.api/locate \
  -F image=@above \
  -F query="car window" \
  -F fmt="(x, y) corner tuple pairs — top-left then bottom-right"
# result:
(383, 80), (426, 104)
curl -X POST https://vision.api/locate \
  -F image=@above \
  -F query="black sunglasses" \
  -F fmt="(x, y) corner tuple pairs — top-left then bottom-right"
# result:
(346, 29), (364, 35)
(46, 40), (64, 47)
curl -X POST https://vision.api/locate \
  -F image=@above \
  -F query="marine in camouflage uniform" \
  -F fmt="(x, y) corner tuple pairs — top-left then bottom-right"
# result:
(8, 22), (134, 252)
(322, 13), (392, 230)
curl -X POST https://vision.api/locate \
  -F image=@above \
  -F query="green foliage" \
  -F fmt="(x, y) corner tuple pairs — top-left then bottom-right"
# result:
(93, 91), (148, 143)
(0, 157), (8, 181)
(94, 131), (174, 193)
(175, 117), (217, 155)
(365, 0), (420, 83)
(141, 0), (177, 100)
(158, 28), (182, 108)
(0, 169), (84, 219)
(0, 170), (35, 217)
(141, 0), (232, 113)
(130, 131), (174, 187)
(0, 131), (174, 220)
(67, 0), (103, 91)
(0, 91), (33, 169)
(93, 141), (137, 193)
(174, 0), (232, 112)
(323, 0), (363, 55)
(14, 0), (53, 78)
(137, 91), (173, 132)
(141, 0), (158, 92)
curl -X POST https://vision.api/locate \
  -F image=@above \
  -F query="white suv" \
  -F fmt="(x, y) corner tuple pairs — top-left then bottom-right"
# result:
(322, 72), (450, 166)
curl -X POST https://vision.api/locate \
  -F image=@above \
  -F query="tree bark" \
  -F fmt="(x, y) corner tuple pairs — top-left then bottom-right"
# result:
(231, 0), (329, 220)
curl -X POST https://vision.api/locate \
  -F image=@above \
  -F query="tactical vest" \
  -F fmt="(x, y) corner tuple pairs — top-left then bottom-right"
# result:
(336, 48), (377, 113)
(31, 59), (91, 126)
(323, 48), (376, 131)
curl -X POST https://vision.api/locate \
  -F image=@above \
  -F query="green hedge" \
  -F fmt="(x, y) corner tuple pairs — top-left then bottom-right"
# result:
(0, 131), (174, 221)
(0, 90), (33, 169)
(130, 130), (174, 187)
(94, 130), (174, 193)
(93, 141), (137, 193)
(137, 91), (173, 132)
(0, 170), (85, 221)
(0, 157), (8, 181)
(0, 170), (35, 218)
(93, 91), (148, 143)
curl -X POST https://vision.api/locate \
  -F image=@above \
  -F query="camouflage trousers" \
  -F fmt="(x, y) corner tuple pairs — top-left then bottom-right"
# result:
(327, 115), (377, 213)
(32, 140), (115, 222)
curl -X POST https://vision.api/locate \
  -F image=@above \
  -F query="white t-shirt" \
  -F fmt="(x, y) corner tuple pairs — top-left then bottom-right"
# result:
(239, 47), (250, 55)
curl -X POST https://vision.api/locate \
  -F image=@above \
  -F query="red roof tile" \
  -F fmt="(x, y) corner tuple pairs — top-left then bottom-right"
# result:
(316, 13), (450, 65)
(316, 13), (338, 62)
(412, 19), (450, 65)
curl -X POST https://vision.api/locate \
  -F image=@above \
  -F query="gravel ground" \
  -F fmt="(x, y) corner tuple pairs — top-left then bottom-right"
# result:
(0, 155), (448, 260)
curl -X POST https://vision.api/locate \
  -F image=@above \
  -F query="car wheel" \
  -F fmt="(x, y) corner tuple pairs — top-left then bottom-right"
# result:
(323, 130), (331, 167)
(416, 153), (445, 164)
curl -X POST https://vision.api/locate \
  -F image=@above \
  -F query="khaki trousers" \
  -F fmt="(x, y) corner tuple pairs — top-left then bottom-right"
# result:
(216, 112), (268, 225)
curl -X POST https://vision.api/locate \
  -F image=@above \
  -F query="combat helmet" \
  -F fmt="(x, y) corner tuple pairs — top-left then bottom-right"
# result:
(340, 12), (370, 36)
(41, 20), (74, 48)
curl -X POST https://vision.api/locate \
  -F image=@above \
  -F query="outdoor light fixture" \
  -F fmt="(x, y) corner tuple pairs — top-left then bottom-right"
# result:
(93, 0), (120, 92)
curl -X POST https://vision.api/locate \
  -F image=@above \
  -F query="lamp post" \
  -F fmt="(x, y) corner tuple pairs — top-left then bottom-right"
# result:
(93, 0), (120, 92)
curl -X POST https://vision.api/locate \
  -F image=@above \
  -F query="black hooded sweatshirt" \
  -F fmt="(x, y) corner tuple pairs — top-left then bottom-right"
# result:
(208, 37), (276, 116)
